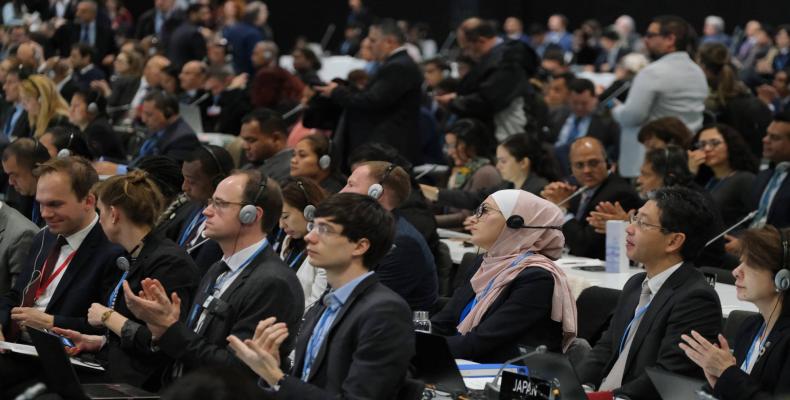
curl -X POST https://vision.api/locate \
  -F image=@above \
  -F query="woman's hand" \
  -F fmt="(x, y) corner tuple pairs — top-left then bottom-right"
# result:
(51, 327), (105, 354)
(587, 201), (629, 234)
(419, 184), (439, 202)
(687, 149), (706, 175)
(87, 303), (111, 327)
(679, 331), (736, 389)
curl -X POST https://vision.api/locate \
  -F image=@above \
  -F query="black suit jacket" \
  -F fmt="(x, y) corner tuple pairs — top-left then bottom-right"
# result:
(751, 167), (790, 229)
(166, 21), (207, 69)
(145, 117), (200, 164)
(563, 174), (641, 260)
(157, 245), (304, 378)
(108, 76), (141, 111)
(549, 110), (621, 175)
(330, 49), (423, 167)
(0, 221), (124, 335)
(431, 256), (562, 363)
(59, 77), (79, 102)
(275, 274), (414, 400)
(52, 21), (117, 63)
(175, 203), (223, 275)
(135, 9), (184, 51)
(202, 89), (251, 135)
(0, 107), (30, 139)
(575, 262), (722, 400)
(84, 116), (125, 160)
(713, 308), (790, 400)
(105, 234), (199, 390)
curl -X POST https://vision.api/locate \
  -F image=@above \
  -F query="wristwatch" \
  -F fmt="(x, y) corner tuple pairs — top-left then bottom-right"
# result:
(101, 309), (114, 324)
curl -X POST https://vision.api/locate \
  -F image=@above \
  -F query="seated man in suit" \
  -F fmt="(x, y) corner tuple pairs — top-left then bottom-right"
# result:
(575, 186), (723, 400)
(341, 162), (438, 311)
(69, 43), (106, 91)
(239, 108), (292, 185)
(0, 157), (123, 395)
(1, 66), (31, 140)
(541, 137), (641, 259)
(52, 0), (117, 65)
(2, 138), (52, 226)
(202, 66), (252, 136)
(122, 170), (304, 382)
(227, 192), (414, 399)
(0, 200), (38, 295)
(551, 78), (620, 176)
(93, 90), (200, 176)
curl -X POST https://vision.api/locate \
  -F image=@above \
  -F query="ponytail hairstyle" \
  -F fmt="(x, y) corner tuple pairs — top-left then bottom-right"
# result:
(697, 42), (747, 106)
(93, 169), (166, 228)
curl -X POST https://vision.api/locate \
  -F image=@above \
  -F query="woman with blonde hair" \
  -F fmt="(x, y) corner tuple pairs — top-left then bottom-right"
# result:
(19, 74), (70, 137)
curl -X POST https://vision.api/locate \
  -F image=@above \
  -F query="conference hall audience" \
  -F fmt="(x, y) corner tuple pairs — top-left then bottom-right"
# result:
(1, 137), (51, 225)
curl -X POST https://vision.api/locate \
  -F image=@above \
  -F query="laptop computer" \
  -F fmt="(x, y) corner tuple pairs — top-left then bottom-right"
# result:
(179, 103), (204, 133)
(412, 331), (470, 395)
(28, 328), (159, 399)
(646, 366), (707, 400)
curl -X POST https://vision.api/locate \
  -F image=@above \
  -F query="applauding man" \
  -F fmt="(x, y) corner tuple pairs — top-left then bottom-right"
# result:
(227, 193), (415, 399)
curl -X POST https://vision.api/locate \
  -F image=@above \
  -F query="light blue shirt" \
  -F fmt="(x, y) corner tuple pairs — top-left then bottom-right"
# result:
(80, 21), (96, 46)
(555, 114), (592, 147)
(4, 104), (24, 138)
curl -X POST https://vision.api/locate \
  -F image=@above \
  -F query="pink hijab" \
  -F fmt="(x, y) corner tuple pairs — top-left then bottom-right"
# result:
(457, 190), (578, 352)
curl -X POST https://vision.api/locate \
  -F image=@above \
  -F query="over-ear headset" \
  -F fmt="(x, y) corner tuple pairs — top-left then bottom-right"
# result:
(86, 90), (101, 115)
(295, 179), (316, 221)
(56, 129), (76, 158)
(201, 144), (228, 188)
(318, 139), (332, 170)
(775, 227), (790, 292)
(238, 174), (268, 225)
(368, 163), (396, 200)
(505, 215), (563, 230)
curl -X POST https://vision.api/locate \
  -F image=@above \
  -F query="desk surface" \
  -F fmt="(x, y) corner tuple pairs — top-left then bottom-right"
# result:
(440, 239), (757, 317)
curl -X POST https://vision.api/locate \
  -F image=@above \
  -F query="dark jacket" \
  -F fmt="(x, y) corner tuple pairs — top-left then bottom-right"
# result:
(751, 166), (790, 229)
(549, 110), (621, 176)
(0, 221), (124, 335)
(201, 88), (252, 135)
(52, 20), (117, 63)
(330, 49), (424, 167)
(563, 174), (641, 260)
(84, 116), (125, 160)
(107, 76), (141, 117)
(166, 21), (207, 69)
(575, 263), (722, 400)
(157, 245), (304, 379)
(713, 304), (790, 400)
(104, 234), (199, 391)
(431, 256), (562, 362)
(175, 203), (223, 275)
(143, 117), (200, 164)
(275, 274), (413, 400)
(72, 65), (108, 91)
(0, 106), (29, 139)
(135, 8), (184, 51)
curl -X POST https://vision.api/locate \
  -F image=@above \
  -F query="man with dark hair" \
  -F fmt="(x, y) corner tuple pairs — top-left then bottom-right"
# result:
(551, 78), (620, 175)
(340, 161), (438, 310)
(2, 138), (52, 225)
(227, 192), (415, 399)
(94, 90), (200, 175)
(123, 170), (304, 383)
(613, 15), (707, 177)
(69, 43), (105, 91)
(240, 108), (292, 184)
(315, 18), (423, 168)
(576, 186), (722, 400)
(52, 0), (117, 65)
(749, 110), (790, 229)
(177, 145), (234, 273)
(167, 3), (209, 69)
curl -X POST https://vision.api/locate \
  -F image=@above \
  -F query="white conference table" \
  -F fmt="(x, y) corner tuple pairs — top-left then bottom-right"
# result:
(440, 237), (757, 317)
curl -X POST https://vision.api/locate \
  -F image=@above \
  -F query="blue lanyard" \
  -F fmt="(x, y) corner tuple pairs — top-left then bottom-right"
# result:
(178, 208), (206, 247)
(288, 249), (306, 270)
(458, 252), (532, 324)
(618, 301), (651, 354)
(106, 270), (129, 309)
(187, 239), (269, 327)
(741, 322), (767, 372)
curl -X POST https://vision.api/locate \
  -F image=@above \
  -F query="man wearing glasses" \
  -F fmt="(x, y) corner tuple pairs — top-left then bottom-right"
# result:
(575, 186), (722, 400)
(541, 137), (640, 259)
(227, 193), (415, 399)
(122, 170), (304, 383)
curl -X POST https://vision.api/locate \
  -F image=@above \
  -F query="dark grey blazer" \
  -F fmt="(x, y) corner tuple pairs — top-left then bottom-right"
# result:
(0, 203), (38, 295)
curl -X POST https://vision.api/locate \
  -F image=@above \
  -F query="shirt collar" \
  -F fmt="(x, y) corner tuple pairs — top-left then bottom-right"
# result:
(222, 237), (268, 271)
(80, 64), (94, 75)
(644, 261), (683, 295)
(330, 270), (374, 305)
(388, 46), (408, 58)
(62, 213), (99, 250)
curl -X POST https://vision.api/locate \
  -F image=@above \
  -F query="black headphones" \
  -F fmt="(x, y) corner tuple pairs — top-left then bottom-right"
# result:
(505, 215), (563, 230)
(368, 163), (396, 200)
(239, 174), (268, 225)
(775, 227), (790, 292)
(201, 144), (228, 189)
(295, 179), (316, 221)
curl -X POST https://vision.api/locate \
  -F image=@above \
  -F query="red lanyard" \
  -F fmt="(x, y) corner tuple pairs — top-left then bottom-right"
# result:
(34, 251), (77, 300)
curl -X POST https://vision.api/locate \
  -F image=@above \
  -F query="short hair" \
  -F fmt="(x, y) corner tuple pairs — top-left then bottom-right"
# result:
(236, 169), (282, 233)
(361, 161), (411, 208)
(422, 57), (450, 72)
(553, 72), (576, 85)
(461, 18), (498, 41)
(637, 116), (693, 148)
(568, 78), (595, 95)
(93, 170), (165, 227)
(43, 126), (95, 159)
(281, 177), (327, 211)
(693, 124), (759, 174)
(348, 142), (413, 173)
(371, 18), (406, 44)
(32, 156), (98, 200)
(313, 193), (395, 269)
(2, 137), (51, 170)
(740, 225), (790, 273)
(500, 133), (560, 182)
(185, 145), (235, 185)
(644, 145), (694, 187)
(543, 47), (567, 66)
(71, 42), (95, 60)
(648, 186), (719, 261)
(241, 108), (287, 137)
(134, 155), (184, 202)
(653, 15), (697, 54)
(143, 90), (180, 118)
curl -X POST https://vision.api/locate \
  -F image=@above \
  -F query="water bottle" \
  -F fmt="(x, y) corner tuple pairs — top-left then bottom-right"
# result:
(413, 311), (431, 333)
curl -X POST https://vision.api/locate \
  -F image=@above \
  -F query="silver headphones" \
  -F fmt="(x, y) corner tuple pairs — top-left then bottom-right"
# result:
(775, 228), (790, 292)
(239, 177), (267, 225)
(368, 163), (396, 200)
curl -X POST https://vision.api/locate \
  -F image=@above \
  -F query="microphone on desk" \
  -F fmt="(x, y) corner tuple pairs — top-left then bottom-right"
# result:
(484, 345), (547, 400)
(557, 186), (589, 207)
(705, 209), (758, 247)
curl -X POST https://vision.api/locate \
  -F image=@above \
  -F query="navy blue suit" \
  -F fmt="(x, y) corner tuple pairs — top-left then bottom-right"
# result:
(751, 167), (790, 229)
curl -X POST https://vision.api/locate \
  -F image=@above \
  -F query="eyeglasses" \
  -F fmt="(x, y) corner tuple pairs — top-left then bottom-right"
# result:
(571, 159), (605, 171)
(206, 197), (245, 210)
(644, 32), (663, 38)
(306, 222), (341, 237)
(473, 203), (502, 219)
(694, 139), (723, 150)
(629, 214), (668, 233)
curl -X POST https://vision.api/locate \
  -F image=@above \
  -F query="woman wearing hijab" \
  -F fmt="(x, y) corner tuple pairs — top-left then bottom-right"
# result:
(431, 190), (577, 363)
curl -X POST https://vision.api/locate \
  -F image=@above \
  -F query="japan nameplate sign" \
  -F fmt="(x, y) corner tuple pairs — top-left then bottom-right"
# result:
(499, 370), (554, 400)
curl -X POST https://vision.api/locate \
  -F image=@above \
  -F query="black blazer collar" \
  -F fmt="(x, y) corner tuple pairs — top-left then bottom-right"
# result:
(47, 223), (110, 308)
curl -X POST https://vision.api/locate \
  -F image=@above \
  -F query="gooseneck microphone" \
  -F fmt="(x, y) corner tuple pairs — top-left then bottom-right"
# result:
(484, 345), (548, 399)
(557, 186), (588, 207)
(705, 210), (758, 247)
